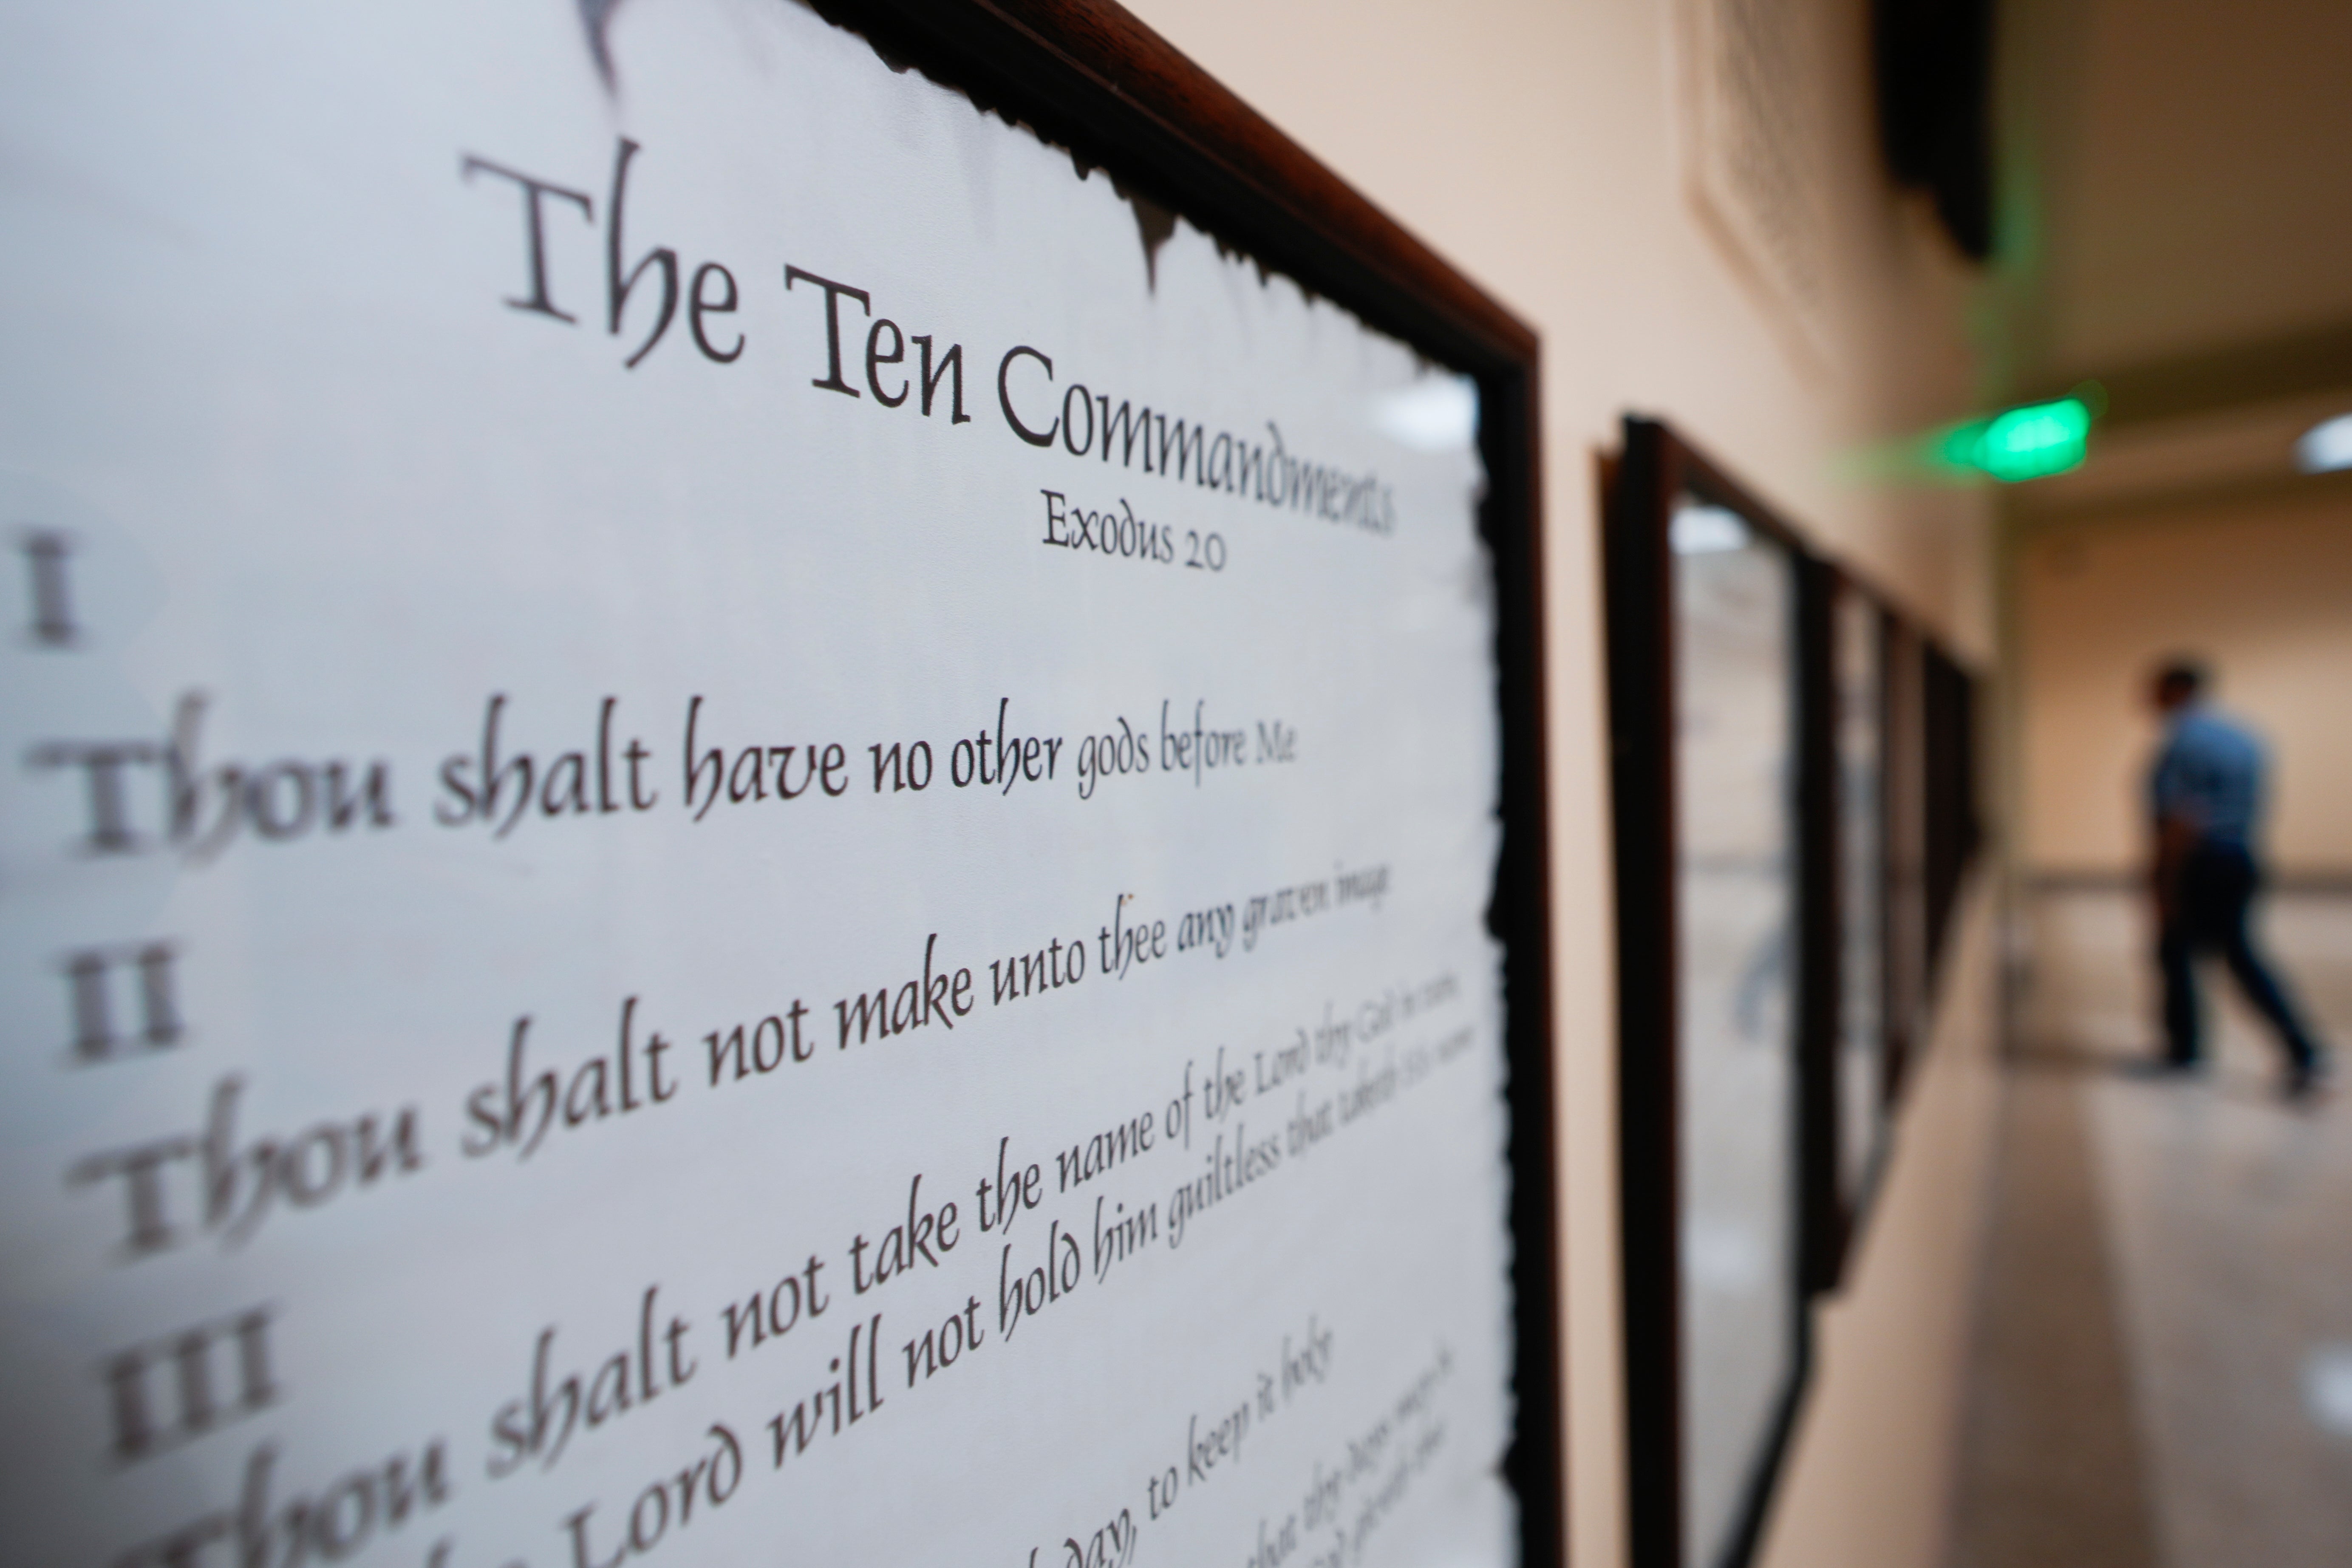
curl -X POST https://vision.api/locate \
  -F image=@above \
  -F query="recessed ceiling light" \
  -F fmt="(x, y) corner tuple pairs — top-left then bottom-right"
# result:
(2293, 413), (2352, 474)
(2305, 1344), (2352, 1436)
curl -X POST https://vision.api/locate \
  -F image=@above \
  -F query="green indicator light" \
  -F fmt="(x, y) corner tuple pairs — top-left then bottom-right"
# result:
(1938, 419), (1992, 468)
(1936, 396), (2092, 482)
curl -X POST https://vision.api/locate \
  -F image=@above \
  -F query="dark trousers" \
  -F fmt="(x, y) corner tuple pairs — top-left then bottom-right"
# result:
(2159, 843), (2320, 1070)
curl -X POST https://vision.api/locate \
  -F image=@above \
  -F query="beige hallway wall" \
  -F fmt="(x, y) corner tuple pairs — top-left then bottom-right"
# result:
(1120, 4), (2003, 1565)
(2018, 483), (2352, 877)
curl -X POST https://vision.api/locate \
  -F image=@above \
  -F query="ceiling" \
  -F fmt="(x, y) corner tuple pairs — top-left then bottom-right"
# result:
(2002, 0), (2352, 417)
(1993, 0), (2352, 515)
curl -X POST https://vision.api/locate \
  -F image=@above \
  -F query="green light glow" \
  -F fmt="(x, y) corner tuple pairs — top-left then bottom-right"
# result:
(1937, 396), (2092, 482)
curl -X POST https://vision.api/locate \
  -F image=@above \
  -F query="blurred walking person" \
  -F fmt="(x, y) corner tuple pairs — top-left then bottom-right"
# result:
(2145, 658), (2331, 1099)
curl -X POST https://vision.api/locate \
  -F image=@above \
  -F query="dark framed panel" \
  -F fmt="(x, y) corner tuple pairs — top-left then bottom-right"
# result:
(1608, 417), (1815, 1568)
(1923, 640), (1984, 987)
(1799, 577), (1984, 1292)
(1878, 620), (1985, 1097)
(1879, 614), (1931, 1102)
(819, 4), (1568, 1562)
(1800, 572), (1897, 1292)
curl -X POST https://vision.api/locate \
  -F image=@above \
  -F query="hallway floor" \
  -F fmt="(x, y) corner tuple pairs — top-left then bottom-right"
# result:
(1950, 886), (2352, 1567)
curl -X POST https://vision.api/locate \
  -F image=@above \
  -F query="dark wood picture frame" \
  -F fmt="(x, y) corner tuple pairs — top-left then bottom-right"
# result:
(1797, 548), (1988, 1303)
(1879, 619), (1985, 1108)
(1867, 612), (1915, 1111)
(1923, 640), (1985, 989)
(810, 3), (1565, 1561)
(1800, 574), (1899, 1294)
(1796, 560), (1850, 1296)
(1607, 417), (1817, 1568)
(1813, 611), (1983, 1289)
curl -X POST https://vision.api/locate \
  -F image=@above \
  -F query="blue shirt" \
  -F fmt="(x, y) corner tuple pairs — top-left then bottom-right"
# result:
(2149, 706), (2267, 849)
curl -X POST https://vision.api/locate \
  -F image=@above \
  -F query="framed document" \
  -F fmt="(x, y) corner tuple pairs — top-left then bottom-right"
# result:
(1607, 420), (1811, 1568)
(0, 4), (1561, 1566)
(1799, 575), (1891, 1292)
(1882, 627), (1981, 1098)
(1922, 642), (1982, 989)
(1879, 617), (1930, 1100)
(1817, 613), (1975, 1241)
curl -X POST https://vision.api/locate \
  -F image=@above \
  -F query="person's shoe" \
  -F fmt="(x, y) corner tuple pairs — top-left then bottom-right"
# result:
(2285, 1055), (2333, 1104)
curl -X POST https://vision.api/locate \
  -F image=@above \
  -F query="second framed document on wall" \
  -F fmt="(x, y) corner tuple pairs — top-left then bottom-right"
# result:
(1803, 571), (1891, 1290)
(1607, 419), (1812, 1568)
